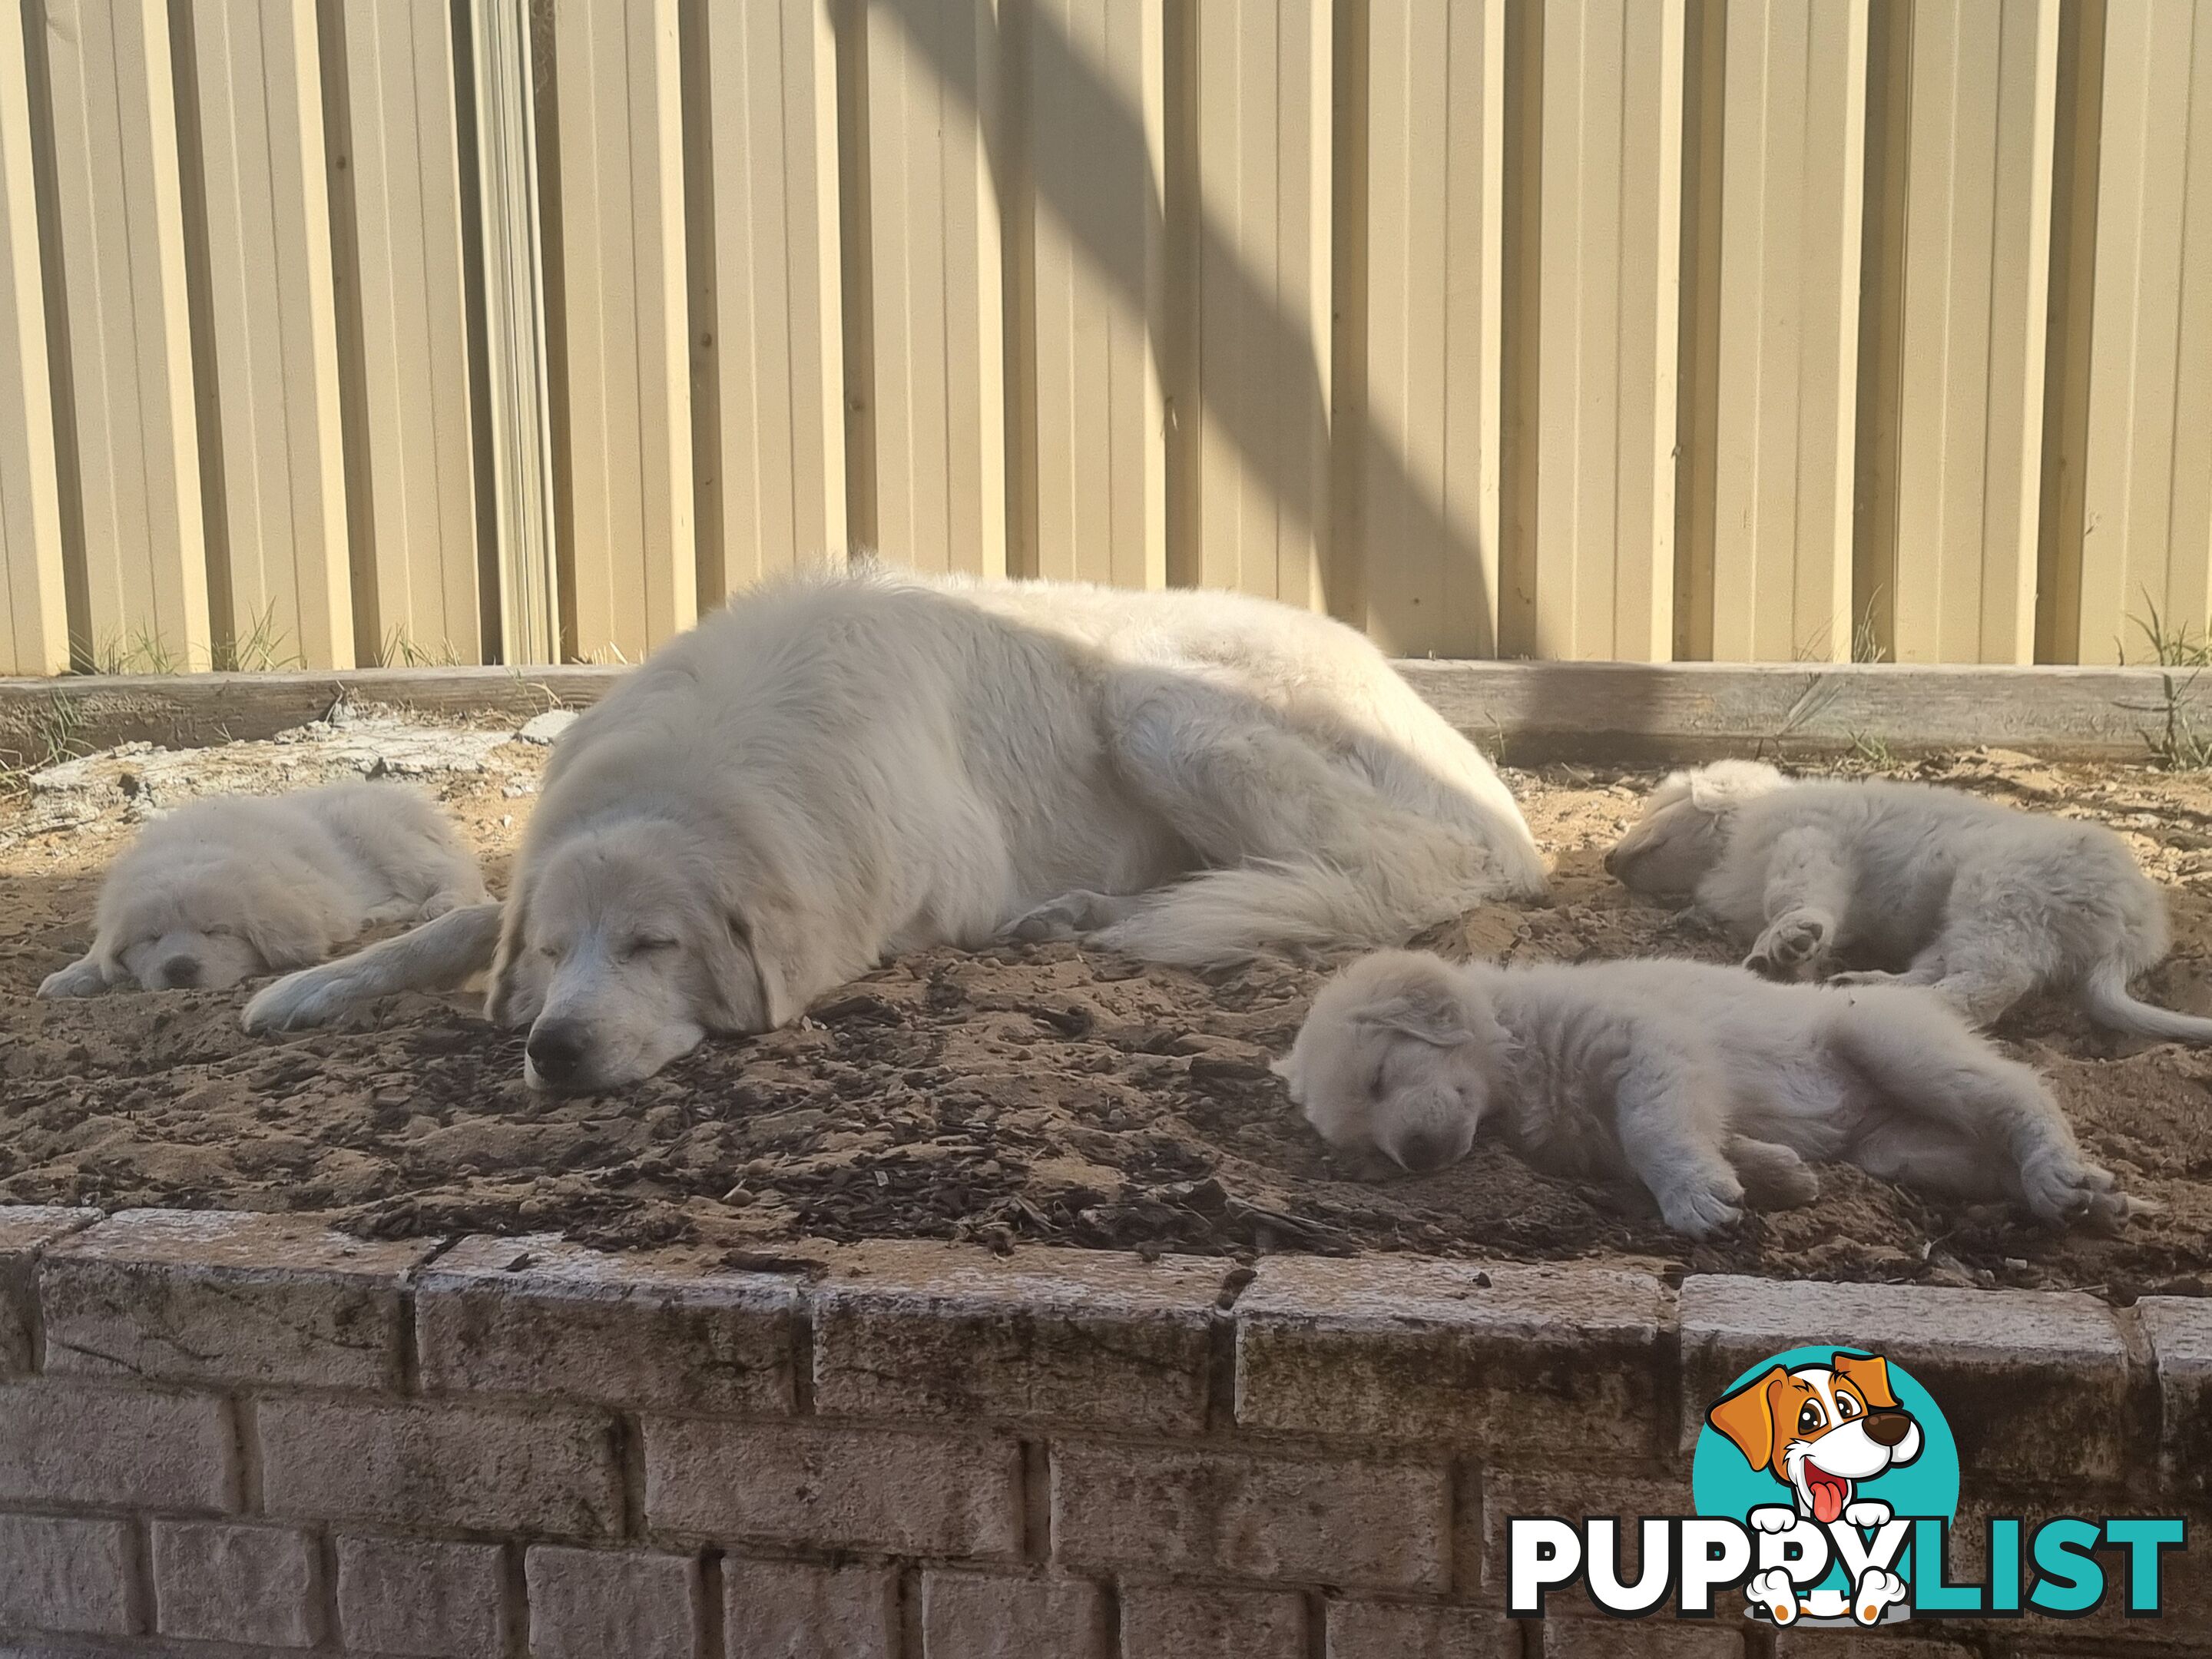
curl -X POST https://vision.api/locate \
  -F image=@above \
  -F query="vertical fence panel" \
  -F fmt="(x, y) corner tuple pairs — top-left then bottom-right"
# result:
(1516, 0), (1684, 661)
(328, 0), (480, 665)
(0, 7), (67, 675)
(687, 0), (846, 602)
(1886, 0), (2057, 665)
(863, 0), (1008, 577)
(40, 0), (210, 671)
(1027, 0), (1166, 591)
(2072, 0), (2212, 666)
(1357, 0), (1504, 657)
(1190, 0), (1332, 609)
(1709, 0), (1869, 663)
(551, 0), (695, 662)
(183, 0), (353, 670)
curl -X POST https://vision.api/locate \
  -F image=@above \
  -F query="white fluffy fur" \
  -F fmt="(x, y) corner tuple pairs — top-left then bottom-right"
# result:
(1275, 949), (2136, 1238)
(1604, 760), (2212, 1040)
(245, 570), (1543, 1091)
(39, 783), (485, 996)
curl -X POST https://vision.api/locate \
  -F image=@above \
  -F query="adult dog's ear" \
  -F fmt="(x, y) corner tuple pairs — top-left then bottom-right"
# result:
(1831, 1352), (1899, 1410)
(1707, 1366), (1789, 1472)
(485, 880), (535, 1026)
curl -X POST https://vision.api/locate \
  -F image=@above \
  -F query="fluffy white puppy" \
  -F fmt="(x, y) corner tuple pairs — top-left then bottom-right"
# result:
(1276, 949), (2135, 1238)
(244, 569), (1544, 1092)
(39, 783), (485, 996)
(1604, 760), (2212, 1040)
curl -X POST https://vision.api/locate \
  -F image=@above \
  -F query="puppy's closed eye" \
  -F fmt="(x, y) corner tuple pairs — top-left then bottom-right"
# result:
(621, 936), (679, 961)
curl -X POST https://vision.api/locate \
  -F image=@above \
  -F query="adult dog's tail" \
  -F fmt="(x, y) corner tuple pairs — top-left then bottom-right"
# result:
(241, 902), (504, 1032)
(2078, 958), (2212, 1044)
(1094, 835), (1507, 968)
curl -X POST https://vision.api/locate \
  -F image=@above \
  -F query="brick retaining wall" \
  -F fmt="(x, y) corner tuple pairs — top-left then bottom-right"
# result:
(0, 1204), (2204, 1655)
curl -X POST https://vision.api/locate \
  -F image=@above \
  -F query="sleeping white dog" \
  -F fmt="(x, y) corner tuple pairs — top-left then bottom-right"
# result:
(1604, 760), (2212, 1041)
(243, 569), (1545, 1091)
(1276, 949), (2135, 1237)
(38, 784), (485, 995)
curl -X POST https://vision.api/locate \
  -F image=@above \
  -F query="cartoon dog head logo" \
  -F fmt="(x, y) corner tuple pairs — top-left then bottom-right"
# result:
(1706, 1352), (1924, 1525)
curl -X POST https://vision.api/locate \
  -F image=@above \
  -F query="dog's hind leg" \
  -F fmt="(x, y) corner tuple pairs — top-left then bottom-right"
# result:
(1727, 1135), (1821, 1207)
(1083, 671), (1507, 963)
(1830, 986), (2129, 1227)
(242, 902), (504, 1033)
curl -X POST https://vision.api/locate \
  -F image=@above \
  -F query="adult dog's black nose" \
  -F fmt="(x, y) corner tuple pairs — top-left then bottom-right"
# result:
(1864, 1410), (1915, 1446)
(161, 955), (200, 988)
(526, 1020), (589, 1088)
(1393, 1128), (1464, 1174)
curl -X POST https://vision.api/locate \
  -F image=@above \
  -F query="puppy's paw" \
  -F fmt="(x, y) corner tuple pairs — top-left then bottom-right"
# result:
(1658, 1177), (1747, 1240)
(2019, 1147), (2128, 1228)
(1843, 1498), (1892, 1529)
(1853, 1567), (1908, 1625)
(1002, 890), (1128, 944)
(37, 957), (111, 998)
(1747, 1567), (1802, 1625)
(241, 966), (351, 1033)
(1745, 912), (1831, 979)
(1748, 1505), (1801, 1535)
(1730, 1139), (1821, 1209)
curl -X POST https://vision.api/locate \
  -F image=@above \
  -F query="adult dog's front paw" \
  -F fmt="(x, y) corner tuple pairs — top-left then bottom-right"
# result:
(1745, 912), (1832, 979)
(37, 957), (111, 998)
(241, 967), (349, 1033)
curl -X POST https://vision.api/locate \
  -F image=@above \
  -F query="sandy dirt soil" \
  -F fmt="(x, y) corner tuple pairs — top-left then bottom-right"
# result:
(2, 710), (2208, 1301)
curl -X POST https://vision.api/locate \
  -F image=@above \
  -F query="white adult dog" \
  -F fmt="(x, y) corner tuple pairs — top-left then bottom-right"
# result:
(1604, 760), (2212, 1040)
(244, 571), (1545, 1091)
(1276, 949), (2135, 1237)
(39, 784), (485, 995)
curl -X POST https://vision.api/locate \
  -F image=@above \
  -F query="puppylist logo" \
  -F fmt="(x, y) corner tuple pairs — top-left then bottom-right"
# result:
(1509, 1346), (2187, 1624)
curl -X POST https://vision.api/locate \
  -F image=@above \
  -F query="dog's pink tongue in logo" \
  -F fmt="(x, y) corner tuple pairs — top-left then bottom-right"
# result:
(1806, 1469), (1849, 1524)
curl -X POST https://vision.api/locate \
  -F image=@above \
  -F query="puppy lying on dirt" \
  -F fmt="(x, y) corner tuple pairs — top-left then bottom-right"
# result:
(38, 783), (485, 996)
(1276, 949), (2136, 1238)
(1604, 760), (2212, 1041)
(243, 568), (1544, 1092)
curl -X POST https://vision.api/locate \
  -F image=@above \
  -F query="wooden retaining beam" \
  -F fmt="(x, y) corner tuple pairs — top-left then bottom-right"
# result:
(0, 658), (2198, 767)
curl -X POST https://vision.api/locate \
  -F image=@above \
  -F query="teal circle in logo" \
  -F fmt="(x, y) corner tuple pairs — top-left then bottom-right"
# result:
(1692, 1346), (1959, 1597)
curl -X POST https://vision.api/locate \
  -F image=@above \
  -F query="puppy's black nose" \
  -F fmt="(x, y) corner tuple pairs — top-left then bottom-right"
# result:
(526, 1020), (589, 1087)
(1863, 1410), (1914, 1447)
(1393, 1128), (1463, 1174)
(161, 955), (200, 988)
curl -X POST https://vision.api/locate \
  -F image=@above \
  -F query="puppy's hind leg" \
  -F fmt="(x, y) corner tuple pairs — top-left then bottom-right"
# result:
(1001, 889), (1144, 943)
(1727, 1135), (1821, 1208)
(1830, 986), (2130, 1228)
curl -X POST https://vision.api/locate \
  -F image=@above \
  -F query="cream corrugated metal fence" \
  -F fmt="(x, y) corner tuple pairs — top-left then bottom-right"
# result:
(2, 0), (2208, 677)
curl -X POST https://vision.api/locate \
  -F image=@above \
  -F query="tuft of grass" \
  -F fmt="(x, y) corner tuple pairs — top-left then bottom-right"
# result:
(1793, 593), (1889, 665)
(1848, 731), (1898, 770)
(0, 694), (89, 798)
(84, 624), (184, 677)
(2121, 591), (2212, 668)
(210, 602), (306, 673)
(373, 628), (464, 669)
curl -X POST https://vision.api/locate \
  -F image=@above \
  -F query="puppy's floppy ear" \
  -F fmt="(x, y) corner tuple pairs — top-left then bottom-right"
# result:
(1686, 760), (1786, 813)
(1831, 1352), (1899, 1409)
(1352, 969), (1485, 1048)
(1707, 1366), (1790, 1471)
(234, 862), (352, 971)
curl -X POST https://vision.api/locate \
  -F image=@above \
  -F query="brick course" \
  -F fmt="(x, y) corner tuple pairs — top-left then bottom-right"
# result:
(0, 1208), (2204, 1658)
